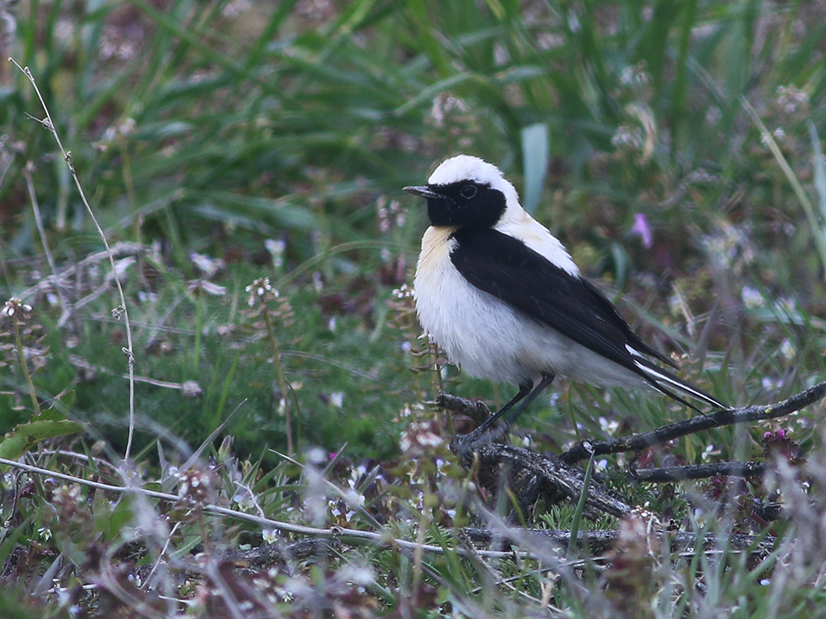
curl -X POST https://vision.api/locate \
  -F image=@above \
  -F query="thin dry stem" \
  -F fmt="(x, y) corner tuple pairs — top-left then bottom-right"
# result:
(9, 57), (138, 462)
(11, 308), (40, 415)
(262, 303), (293, 455)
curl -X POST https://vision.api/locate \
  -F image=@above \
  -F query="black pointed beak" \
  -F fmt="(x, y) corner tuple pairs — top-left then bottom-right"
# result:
(403, 185), (442, 200)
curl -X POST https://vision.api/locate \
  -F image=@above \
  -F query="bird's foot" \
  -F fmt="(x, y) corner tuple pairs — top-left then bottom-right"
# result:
(435, 392), (493, 427)
(449, 420), (510, 460)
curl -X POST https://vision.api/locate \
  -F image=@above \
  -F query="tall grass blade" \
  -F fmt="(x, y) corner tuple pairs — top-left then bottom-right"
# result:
(520, 122), (549, 216)
(809, 120), (826, 225)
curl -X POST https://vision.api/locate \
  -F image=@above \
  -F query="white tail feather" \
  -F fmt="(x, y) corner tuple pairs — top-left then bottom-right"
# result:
(634, 359), (726, 409)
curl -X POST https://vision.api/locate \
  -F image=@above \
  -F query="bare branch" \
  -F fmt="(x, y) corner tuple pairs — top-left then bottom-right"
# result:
(632, 461), (766, 482)
(561, 380), (826, 464)
(453, 441), (632, 518)
(462, 527), (775, 556)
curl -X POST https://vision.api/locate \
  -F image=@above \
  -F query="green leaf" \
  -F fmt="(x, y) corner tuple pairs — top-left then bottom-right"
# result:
(108, 497), (137, 542)
(0, 412), (83, 462)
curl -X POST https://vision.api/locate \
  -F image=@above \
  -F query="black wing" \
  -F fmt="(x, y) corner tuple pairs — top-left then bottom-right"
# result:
(450, 228), (669, 368)
(450, 228), (725, 410)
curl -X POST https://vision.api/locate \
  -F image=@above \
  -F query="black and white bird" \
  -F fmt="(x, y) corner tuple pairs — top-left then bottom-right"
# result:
(404, 154), (726, 434)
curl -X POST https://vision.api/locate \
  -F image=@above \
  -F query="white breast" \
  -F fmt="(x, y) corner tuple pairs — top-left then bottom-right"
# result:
(413, 226), (645, 389)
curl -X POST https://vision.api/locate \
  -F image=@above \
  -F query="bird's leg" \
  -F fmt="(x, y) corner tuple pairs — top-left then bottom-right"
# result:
(471, 373), (557, 434)
(474, 380), (534, 433)
(501, 372), (556, 425)
(450, 373), (556, 455)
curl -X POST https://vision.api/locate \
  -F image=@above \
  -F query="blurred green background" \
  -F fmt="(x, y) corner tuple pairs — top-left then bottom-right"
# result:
(1, 0), (825, 461)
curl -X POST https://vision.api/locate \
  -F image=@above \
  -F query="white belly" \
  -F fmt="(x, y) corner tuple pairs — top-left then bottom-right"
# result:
(413, 226), (645, 389)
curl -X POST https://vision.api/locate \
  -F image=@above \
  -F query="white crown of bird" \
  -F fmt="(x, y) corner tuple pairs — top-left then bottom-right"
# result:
(428, 155), (522, 217)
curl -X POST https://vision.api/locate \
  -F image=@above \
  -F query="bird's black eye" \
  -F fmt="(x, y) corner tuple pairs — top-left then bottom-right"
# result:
(460, 184), (478, 199)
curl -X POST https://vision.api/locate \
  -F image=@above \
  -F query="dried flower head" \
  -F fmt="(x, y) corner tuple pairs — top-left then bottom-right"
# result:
(762, 429), (804, 465)
(429, 92), (469, 128)
(177, 466), (221, 505)
(773, 84), (810, 121)
(611, 124), (644, 152)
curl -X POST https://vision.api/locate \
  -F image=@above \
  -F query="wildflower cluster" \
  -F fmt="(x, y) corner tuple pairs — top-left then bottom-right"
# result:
(428, 92), (470, 128)
(176, 465), (222, 506)
(46, 483), (95, 546)
(611, 124), (644, 153)
(399, 419), (444, 457)
(246, 277), (279, 307)
(610, 62), (656, 164)
(265, 239), (287, 271)
(241, 277), (295, 333)
(2, 297), (32, 318)
(772, 84), (810, 123)
(229, 563), (378, 618)
(424, 91), (479, 151)
(376, 196), (406, 233)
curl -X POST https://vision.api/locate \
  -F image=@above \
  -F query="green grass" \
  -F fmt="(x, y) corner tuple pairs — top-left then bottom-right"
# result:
(1, 0), (826, 616)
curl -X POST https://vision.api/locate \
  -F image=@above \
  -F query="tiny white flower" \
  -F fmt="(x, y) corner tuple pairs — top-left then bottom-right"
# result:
(598, 416), (619, 435)
(329, 392), (344, 408)
(305, 446), (327, 466)
(265, 239), (287, 270)
(762, 376), (782, 390)
(741, 286), (765, 309)
(775, 297), (797, 314)
(2, 297), (32, 317)
(393, 284), (413, 299)
(233, 491), (254, 511)
(190, 252), (225, 277)
(780, 339), (795, 361)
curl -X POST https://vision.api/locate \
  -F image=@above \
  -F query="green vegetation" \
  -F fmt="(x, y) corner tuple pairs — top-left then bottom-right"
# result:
(1, 0), (825, 616)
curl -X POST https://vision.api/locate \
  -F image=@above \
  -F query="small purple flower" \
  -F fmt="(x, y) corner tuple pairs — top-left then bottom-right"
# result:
(631, 213), (653, 248)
